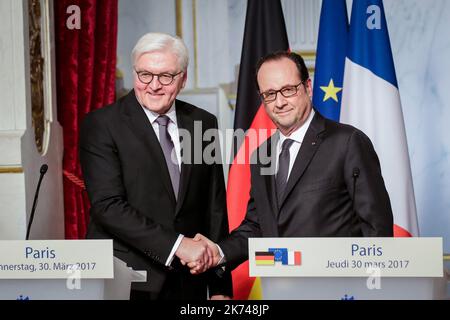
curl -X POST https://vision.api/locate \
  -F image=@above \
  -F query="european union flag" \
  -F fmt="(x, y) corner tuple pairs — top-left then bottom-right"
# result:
(268, 248), (288, 265)
(312, 0), (348, 121)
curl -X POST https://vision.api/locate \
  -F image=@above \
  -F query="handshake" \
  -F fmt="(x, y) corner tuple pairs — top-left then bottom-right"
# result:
(175, 233), (222, 274)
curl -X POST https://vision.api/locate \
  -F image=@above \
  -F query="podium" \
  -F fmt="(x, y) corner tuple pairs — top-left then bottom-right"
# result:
(0, 240), (146, 300)
(250, 238), (449, 300)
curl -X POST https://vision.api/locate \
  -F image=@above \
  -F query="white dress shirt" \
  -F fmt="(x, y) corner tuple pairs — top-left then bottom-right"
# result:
(142, 104), (182, 170)
(275, 109), (315, 181)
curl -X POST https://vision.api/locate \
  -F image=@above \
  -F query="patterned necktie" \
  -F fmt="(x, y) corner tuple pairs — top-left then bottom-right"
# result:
(276, 138), (294, 204)
(155, 115), (180, 199)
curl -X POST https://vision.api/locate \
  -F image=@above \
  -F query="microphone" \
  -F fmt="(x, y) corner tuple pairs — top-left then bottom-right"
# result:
(26, 164), (48, 240)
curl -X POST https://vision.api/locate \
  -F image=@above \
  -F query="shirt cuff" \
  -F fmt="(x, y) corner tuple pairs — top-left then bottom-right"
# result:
(216, 244), (226, 266)
(165, 234), (184, 266)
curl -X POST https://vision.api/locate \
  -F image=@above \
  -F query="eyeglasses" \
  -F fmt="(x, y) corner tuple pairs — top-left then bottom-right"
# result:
(135, 70), (183, 86)
(259, 81), (306, 103)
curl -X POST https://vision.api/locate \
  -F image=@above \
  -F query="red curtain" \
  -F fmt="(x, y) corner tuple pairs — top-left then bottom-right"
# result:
(54, 0), (118, 239)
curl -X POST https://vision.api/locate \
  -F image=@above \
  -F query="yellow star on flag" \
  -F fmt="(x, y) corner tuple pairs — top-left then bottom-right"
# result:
(320, 79), (342, 102)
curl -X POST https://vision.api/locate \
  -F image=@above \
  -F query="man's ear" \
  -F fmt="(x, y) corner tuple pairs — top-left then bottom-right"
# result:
(180, 71), (188, 89)
(305, 78), (313, 98)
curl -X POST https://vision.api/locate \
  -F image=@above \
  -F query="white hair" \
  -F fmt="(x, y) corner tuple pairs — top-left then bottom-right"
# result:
(131, 33), (189, 71)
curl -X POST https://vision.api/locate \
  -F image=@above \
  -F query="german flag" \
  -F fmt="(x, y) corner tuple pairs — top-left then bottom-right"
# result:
(255, 252), (275, 266)
(226, 0), (289, 300)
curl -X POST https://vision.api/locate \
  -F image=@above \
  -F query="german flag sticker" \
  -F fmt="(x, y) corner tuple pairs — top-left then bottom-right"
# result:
(255, 251), (275, 266)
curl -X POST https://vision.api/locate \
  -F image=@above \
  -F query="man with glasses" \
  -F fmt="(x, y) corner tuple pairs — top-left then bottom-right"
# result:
(188, 51), (393, 274)
(80, 33), (232, 300)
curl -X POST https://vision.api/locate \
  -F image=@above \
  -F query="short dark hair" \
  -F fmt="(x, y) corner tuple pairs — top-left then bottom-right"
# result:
(255, 51), (309, 90)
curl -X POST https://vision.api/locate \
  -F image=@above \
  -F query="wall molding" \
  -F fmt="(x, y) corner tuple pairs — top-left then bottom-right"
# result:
(0, 167), (24, 174)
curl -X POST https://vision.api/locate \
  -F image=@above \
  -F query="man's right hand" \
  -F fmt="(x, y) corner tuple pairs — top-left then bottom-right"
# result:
(175, 237), (213, 273)
(187, 233), (223, 274)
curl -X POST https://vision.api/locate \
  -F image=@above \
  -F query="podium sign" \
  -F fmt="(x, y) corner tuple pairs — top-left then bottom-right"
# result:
(0, 240), (113, 279)
(249, 238), (443, 277)
(0, 240), (146, 300)
(249, 238), (447, 299)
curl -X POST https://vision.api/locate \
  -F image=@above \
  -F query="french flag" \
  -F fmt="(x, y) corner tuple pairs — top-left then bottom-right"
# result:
(287, 251), (302, 266)
(340, 0), (419, 236)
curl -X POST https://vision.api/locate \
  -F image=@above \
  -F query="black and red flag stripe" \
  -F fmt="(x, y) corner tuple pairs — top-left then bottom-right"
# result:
(227, 0), (289, 300)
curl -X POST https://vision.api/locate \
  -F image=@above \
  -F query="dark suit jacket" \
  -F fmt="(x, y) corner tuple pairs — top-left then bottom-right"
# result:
(80, 90), (232, 298)
(220, 111), (394, 269)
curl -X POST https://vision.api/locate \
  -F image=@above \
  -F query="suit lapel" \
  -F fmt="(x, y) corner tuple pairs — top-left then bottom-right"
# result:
(279, 112), (326, 207)
(175, 100), (193, 215)
(121, 91), (176, 204)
